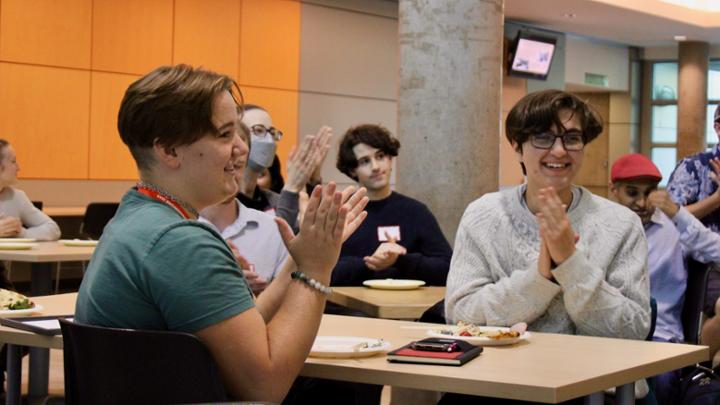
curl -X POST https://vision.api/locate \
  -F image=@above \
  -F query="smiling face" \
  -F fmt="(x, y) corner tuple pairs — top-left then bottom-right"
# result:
(611, 180), (658, 225)
(176, 91), (247, 210)
(0, 144), (19, 188)
(514, 109), (584, 199)
(350, 143), (392, 199)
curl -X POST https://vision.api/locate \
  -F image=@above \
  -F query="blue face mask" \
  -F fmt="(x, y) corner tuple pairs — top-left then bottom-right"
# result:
(247, 134), (277, 172)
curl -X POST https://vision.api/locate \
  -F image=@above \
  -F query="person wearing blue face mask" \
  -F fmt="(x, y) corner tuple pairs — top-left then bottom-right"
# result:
(237, 104), (331, 230)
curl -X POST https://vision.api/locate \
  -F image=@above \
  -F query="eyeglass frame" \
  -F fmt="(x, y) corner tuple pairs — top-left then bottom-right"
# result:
(529, 131), (586, 151)
(250, 124), (283, 141)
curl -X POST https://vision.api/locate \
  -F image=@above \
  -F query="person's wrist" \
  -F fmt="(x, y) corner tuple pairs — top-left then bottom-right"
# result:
(284, 186), (301, 193)
(551, 246), (575, 266)
(282, 185), (301, 194)
(296, 265), (331, 284)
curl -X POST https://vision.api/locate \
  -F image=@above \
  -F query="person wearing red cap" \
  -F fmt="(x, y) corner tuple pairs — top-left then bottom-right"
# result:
(610, 153), (720, 404)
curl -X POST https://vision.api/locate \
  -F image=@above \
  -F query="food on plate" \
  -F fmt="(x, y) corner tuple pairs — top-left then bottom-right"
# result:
(0, 289), (35, 310)
(437, 321), (521, 340)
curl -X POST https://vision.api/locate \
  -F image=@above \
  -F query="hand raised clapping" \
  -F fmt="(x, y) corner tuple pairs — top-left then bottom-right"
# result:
(275, 183), (368, 279)
(364, 232), (406, 271)
(647, 190), (679, 219)
(535, 187), (577, 270)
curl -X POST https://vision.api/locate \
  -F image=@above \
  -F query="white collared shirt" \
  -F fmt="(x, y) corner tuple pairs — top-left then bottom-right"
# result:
(200, 200), (289, 281)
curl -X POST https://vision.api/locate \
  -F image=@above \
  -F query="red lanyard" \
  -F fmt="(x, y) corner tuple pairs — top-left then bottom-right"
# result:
(136, 186), (194, 220)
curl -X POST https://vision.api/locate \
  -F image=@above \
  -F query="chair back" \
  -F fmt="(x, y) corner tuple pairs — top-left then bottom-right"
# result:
(31, 200), (43, 210)
(682, 259), (713, 345)
(79, 202), (119, 240)
(418, 299), (446, 324)
(60, 318), (227, 405)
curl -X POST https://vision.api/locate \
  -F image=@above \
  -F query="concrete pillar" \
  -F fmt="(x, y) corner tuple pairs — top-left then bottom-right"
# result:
(397, 0), (503, 244)
(677, 41), (709, 160)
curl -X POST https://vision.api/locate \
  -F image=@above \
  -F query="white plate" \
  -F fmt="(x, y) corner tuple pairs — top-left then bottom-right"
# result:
(59, 239), (98, 247)
(362, 279), (426, 290)
(309, 336), (391, 359)
(0, 243), (38, 250)
(0, 304), (44, 318)
(427, 326), (530, 346)
(0, 238), (36, 243)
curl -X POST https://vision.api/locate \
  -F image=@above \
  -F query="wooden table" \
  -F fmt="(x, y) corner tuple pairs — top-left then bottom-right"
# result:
(328, 286), (445, 319)
(307, 316), (708, 404)
(0, 241), (94, 296)
(0, 243), (93, 404)
(0, 293), (709, 405)
(42, 207), (85, 217)
(1, 293), (74, 405)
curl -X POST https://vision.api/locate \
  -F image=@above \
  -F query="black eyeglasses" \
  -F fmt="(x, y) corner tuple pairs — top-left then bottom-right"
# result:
(529, 131), (585, 151)
(250, 124), (283, 141)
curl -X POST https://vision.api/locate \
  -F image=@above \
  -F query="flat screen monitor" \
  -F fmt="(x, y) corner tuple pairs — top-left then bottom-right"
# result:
(508, 33), (556, 80)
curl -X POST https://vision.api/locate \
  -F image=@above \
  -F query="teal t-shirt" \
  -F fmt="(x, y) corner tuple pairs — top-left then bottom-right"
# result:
(75, 189), (255, 333)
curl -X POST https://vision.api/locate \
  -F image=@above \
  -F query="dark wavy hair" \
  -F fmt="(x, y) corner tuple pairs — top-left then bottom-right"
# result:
(117, 64), (242, 171)
(336, 124), (400, 181)
(505, 89), (603, 152)
(257, 155), (284, 193)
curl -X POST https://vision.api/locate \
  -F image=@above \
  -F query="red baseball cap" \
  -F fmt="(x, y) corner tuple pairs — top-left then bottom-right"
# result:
(611, 153), (662, 183)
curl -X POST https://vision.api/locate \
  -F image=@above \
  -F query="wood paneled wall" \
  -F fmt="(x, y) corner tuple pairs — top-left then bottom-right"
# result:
(0, 0), (300, 180)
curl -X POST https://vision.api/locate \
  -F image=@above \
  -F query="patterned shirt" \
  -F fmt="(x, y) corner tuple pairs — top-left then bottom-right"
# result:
(667, 145), (720, 233)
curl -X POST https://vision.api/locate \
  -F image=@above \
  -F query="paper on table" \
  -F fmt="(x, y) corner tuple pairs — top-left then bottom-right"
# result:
(23, 318), (73, 331)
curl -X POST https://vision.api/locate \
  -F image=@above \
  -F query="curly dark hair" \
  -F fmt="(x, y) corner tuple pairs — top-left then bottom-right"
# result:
(336, 124), (400, 180)
(505, 89), (603, 152)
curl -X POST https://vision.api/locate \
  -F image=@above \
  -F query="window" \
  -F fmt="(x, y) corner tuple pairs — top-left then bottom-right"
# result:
(707, 60), (720, 147)
(649, 62), (678, 187)
(647, 60), (720, 187)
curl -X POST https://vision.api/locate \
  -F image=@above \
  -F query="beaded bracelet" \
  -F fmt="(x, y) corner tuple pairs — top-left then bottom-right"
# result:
(290, 271), (333, 296)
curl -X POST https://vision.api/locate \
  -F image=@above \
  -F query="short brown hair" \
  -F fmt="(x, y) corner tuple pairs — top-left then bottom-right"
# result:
(336, 124), (400, 180)
(505, 89), (603, 151)
(117, 64), (242, 170)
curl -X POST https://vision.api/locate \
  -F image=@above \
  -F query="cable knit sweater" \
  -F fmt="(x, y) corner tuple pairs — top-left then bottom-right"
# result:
(445, 184), (651, 340)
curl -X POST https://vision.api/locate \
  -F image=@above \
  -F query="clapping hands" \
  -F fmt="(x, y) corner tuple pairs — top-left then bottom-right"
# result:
(226, 240), (268, 294)
(364, 232), (406, 271)
(535, 187), (578, 278)
(284, 126), (332, 193)
(275, 183), (368, 279)
(647, 190), (679, 218)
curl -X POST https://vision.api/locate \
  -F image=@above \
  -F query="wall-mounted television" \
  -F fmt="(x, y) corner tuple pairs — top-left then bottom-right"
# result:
(508, 32), (556, 80)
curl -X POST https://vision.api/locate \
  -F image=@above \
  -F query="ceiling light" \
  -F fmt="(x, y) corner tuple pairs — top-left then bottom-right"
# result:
(674, 35), (688, 41)
(659, 0), (720, 12)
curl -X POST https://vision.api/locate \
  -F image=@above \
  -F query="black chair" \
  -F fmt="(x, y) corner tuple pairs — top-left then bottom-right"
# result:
(419, 299), (446, 324)
(79, 202), (119, 240)
(59, 318), (227, 405)
(682, 259), (713, 345)
(31, 200), (43, 210)
(54, 202), (119, 292)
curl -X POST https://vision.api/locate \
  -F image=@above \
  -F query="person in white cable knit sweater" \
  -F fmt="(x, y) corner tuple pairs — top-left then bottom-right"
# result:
(442, 90), (651, 404)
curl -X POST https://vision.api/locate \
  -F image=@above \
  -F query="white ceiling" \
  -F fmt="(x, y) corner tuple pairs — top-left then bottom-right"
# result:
(505, 0), (720, 47)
